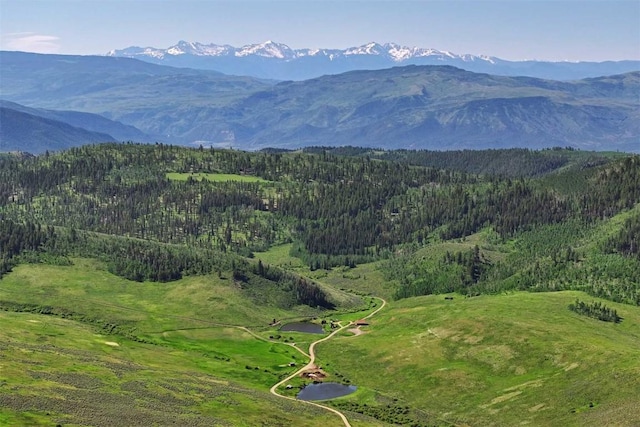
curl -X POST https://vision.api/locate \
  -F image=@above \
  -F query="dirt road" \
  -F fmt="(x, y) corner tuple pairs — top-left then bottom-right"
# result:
(269, 297), (386, 427)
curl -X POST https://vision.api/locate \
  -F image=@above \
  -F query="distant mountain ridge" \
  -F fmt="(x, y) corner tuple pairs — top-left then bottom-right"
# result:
(108, 40), (486, 63)
(1, 52), (638, 153)
(107, 40), (640, 81)
(0, 100), (152, 143)
(0, 105), (116, 153)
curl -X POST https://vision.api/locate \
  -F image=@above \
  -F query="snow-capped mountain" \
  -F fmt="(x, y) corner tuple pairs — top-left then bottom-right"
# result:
(108, 40), (494, 63)
(107, 41), (640, 81)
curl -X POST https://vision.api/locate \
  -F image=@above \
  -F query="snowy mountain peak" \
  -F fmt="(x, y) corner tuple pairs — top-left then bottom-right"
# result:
(345, 42), (386, 56)
(105, 40), (515, 80)
(236, 40), (295, 59)
(108, 40), (494, 63)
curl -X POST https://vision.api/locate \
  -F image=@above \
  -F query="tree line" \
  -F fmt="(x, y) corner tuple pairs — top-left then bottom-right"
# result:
(568, 298), (622, 323)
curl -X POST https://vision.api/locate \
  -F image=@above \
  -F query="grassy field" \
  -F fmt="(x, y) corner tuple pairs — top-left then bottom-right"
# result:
(3, 252), (640, 426)
(0, 258), (386, 426)
(0, 258), (333, 327)
(317, 291), (640, 426)
(166, 172), (271, 183)
(0, 259), (333, 390)
(0, 310), (344, 427)
(256, 243), (396, 300)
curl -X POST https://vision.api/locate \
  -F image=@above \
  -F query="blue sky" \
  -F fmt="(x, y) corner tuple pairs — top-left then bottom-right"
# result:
(1, 0), (639, 61)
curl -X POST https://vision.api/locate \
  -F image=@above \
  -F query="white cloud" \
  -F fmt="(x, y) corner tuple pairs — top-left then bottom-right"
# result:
(3, 32), (61, 53)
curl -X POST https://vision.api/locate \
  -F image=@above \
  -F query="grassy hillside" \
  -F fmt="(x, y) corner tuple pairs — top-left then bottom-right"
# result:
(0, 258), (384, 426)
(0, 309), (342, 427)
(2, 258), (639, 425)
(318, 291), (640, 426)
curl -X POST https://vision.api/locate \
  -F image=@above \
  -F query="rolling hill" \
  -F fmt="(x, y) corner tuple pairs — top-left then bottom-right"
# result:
(0, 51), (273, 147)
(210, 67), (640, 151)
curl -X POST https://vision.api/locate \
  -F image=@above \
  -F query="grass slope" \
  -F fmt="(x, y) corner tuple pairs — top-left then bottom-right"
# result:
(0, 258), (383, 425)
(2, 253), (639, 425)
(0, 258), (317, 328)
(0, 310), (339, 427)
(256, 243), (396, 300)
(317, 291), (640, 426)
(0, 259), (330, 389)
(0, 258), (383, 426)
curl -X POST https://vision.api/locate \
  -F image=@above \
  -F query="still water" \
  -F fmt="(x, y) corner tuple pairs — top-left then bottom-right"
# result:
(280, 322), (325, 334)
(297, 382), (357, 401)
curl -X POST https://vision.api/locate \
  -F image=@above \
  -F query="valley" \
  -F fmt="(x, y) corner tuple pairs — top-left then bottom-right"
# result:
(0, 144), (639, 426)
(2, 1), (639, 425)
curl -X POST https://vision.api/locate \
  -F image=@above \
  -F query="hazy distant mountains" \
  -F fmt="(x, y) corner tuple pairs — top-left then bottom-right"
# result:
(0, 102), (117, 153)
(0, 51), (270, 152)
(107, 40), (640, 81)
(201, 67), (640, 152)
(1, 100), (150, 141)
(1, 51), (638, 153)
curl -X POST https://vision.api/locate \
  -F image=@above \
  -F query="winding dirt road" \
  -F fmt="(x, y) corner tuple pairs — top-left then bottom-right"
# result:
(269, 297), (386, 427)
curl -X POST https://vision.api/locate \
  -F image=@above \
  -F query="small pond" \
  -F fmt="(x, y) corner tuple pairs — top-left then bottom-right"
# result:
(297, 382), (357, 401)
(280, 322), (324, 334)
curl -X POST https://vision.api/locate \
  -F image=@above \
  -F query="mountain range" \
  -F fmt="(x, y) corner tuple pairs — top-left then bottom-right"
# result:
(0, 102), (117, 153)
(107, 40), (640, 81)
(1, 51), (638, 153)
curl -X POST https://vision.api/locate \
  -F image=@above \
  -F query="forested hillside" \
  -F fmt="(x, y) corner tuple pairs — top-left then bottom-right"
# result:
(1, 143), (639, 306)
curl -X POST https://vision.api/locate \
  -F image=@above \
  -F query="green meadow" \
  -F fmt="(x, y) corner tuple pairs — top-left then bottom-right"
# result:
(166, 172), (271, 183)
(0, 259), (382, 426)
(2, 254), (640, 426)
(318, 291), (640, 426)
(256, 243), (396, 300)
(0, 309), (342, 427)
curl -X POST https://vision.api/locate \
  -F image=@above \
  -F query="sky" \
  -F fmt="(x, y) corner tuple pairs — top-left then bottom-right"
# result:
(1, 0), (639, 62)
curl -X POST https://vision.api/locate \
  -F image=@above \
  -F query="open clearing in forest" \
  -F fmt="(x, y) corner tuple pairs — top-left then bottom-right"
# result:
(166, 172), (271, 183)
(257, 243), (396, 300)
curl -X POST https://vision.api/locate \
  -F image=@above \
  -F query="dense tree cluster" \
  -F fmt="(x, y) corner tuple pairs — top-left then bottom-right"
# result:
(302, 146), (613, 178)
(4, 144), (636, 265)
(392, 245), (492, 299)
(332, 400), (432, 426)
(74, 231), (332, 309)
(580, 156), (640, 220)
(606, 214), (640, 260)
(0, 219), (54, 276)
(568, 298), (621, 323)
(235, 259), (333, 309)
